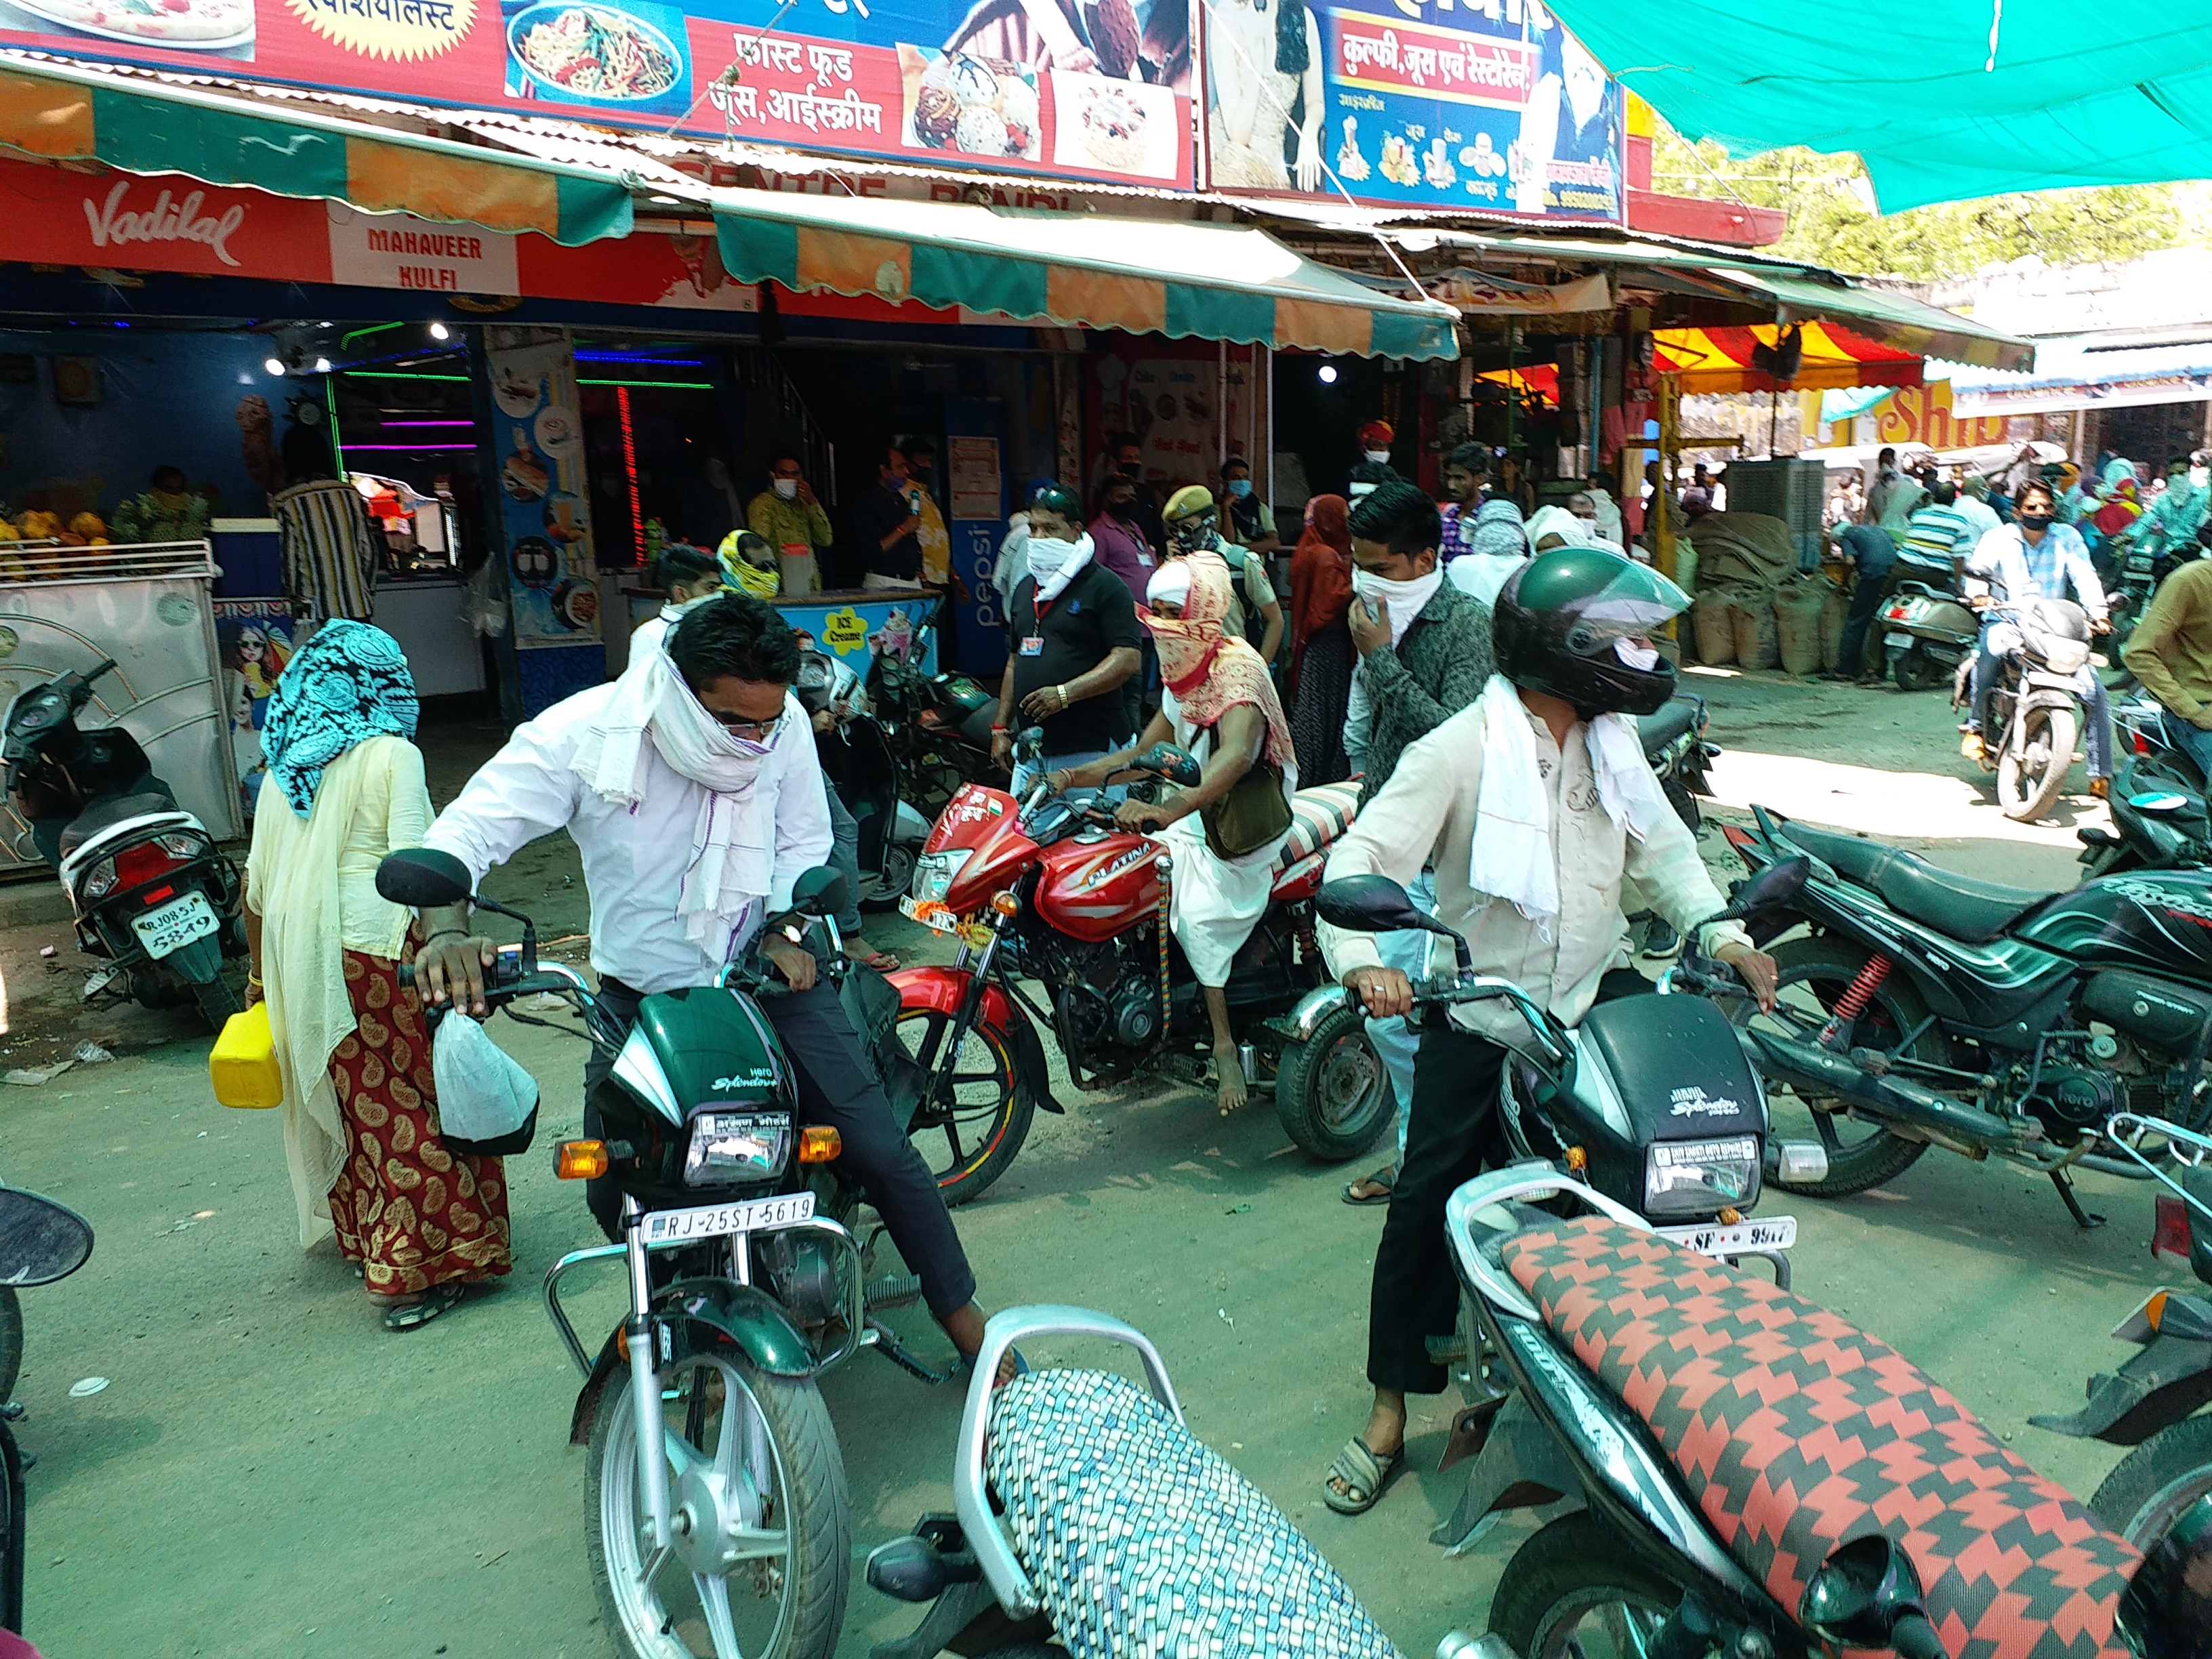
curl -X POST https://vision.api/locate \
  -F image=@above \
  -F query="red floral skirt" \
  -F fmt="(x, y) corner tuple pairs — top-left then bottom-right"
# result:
(324, 949), (513, 1296)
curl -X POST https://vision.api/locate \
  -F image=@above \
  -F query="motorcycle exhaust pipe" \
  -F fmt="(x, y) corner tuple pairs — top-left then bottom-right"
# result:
(1744, 1029), (2020, 1148)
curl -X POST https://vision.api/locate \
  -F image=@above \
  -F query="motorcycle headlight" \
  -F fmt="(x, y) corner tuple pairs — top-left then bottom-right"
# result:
(1645, 1136), (1759, 1218)
(2041, 639), (2091, 674)
(683, 1111), (792, 1187)
(911, 849), (972, 903)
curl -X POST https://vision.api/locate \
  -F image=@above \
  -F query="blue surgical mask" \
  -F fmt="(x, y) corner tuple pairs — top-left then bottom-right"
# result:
(1227, 479), (1253, 499)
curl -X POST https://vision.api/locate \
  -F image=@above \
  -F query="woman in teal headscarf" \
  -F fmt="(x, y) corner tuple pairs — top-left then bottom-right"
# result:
(244, 620), (512, 1331)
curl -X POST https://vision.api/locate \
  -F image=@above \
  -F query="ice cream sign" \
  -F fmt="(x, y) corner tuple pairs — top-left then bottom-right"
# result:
(1334, 16), (1535, 106)
(325, 205), (521, 295)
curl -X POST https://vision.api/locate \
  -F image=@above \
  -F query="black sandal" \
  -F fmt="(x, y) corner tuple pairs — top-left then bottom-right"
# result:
(382, 1282), (470, 1332)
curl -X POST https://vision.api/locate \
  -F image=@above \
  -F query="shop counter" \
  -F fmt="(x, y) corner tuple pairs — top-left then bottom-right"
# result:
(374, 577), (486, 697)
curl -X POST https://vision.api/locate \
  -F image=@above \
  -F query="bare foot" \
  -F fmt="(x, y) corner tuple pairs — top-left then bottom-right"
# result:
(844, 937), (900, 970)
(1214, 1040), (1248, 1115)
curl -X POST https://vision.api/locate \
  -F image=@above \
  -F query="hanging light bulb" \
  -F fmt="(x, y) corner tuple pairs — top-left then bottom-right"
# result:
(1317, 364), (1338, 384)
(264, 356), (286, 376)
(428, 322), (451, 341)
(314, 356), (331, 373)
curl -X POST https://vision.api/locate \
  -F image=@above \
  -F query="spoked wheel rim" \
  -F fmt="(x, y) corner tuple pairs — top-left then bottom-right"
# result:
(1731, 970), (1919, 1166)
(2116, 1464), (2212, 1553)
(895, 1008), (1018, 1189)
(1310, 1027), (1386, 1133)
(599, 1355), (797, 1659)
(1524, 1586), (1673, 1659)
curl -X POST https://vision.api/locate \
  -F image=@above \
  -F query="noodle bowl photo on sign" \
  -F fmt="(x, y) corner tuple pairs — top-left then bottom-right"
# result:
(501, 0), (690, 112)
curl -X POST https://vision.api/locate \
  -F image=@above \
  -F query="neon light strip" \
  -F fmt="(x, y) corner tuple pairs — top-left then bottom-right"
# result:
(326, 373), (345, 480)
(380, 419), (476, 428)
(343, 371), (470, 383)
(573, 353), (708, 366)
(577, 378), (714, 390)
(344, 443), (478, 453)
(340, 321), (405, 350)
(618, 385), (644, 562)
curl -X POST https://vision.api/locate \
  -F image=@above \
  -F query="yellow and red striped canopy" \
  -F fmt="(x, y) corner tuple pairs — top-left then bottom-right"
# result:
(1652, 321), (1923, 394)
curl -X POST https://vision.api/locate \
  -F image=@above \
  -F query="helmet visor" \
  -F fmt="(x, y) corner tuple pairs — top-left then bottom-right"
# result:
(1559, 563), (1690, 657)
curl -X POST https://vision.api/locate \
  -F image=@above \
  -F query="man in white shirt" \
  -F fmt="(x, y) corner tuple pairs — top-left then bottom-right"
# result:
(414, 595), (993, 1363)
(1315, 546), (1777, 1516)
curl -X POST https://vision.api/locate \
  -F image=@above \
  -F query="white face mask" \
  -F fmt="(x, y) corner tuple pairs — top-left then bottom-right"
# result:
(1614, 638), (1660, 671)
(1364, 449), (1393, 464)
(772, 478), (799, 500)
(1351, 566), (1444, 644)
(2194, 467), (2210, 490)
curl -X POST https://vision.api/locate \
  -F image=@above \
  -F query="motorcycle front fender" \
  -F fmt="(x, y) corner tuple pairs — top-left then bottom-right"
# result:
(889, 966), (1063, 1116)
(567, 1277), (819, 1444)
(2028, 1326), (2212, 1446)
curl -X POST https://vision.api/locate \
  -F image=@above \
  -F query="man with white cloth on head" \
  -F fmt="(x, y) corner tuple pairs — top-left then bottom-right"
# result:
(1051, 552), (1298, 1116)
(1314, 545), (1779, 1518)
(412, 594), (1002, 1370)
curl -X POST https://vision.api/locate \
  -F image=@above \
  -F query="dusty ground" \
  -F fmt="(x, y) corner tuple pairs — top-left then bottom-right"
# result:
(0, 672), (2176, 1659)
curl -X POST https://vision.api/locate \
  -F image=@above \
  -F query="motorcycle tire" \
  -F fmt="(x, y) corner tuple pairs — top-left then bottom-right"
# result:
(864, 842), (916, 913)
(2087, 1412), (2212, 1553)
(1273, 1000), (1393, 1162)
(1727, 937), (1936, 1197)
(190, 972), (243, 1031)
(1893, 646), (1950, 694)
(0, 1288), (21, 1405)
(1998, 705), (2081, 823)
(1489, 1511), (1680, 1659)
(895, 1008), (1033, 1207)
(586, 1348), (848, 1659)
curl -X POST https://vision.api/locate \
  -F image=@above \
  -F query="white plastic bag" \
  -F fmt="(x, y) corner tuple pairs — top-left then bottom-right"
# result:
(430, 1013), (539, 1155)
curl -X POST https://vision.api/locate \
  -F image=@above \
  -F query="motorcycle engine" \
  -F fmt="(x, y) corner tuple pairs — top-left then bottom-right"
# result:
(1038, 930), (1160, 1057)
(2019, 1029), (2135, 1130)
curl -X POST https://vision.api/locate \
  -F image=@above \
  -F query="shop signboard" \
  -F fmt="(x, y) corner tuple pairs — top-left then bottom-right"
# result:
(0, 0), (1194, 188)
(1203, 0), (1622, 222)
(481, 325), (601, 650)
(1875, 382), (2011, 453)
(210, 597), (303, 821)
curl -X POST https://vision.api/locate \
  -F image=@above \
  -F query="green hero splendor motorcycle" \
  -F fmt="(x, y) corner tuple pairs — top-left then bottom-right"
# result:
(377, 847), (937, 1659)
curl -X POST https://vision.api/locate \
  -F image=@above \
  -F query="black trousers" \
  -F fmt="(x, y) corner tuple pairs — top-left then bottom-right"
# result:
(1368, 967), (1650, 1395)
(586, 977), (978, 1319)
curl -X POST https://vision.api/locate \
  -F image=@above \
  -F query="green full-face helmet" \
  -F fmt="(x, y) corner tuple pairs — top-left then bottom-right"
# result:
(1491, 546), (1689, 718)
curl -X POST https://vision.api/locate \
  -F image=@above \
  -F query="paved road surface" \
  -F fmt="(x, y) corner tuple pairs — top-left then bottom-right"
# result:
(0, 671), (2169, 1658)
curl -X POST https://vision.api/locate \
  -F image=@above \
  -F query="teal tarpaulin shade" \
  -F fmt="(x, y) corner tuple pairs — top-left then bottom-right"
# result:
(1551, 1), (2212, 209)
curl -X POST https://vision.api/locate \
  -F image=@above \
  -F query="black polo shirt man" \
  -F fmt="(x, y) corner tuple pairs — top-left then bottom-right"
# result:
(853, 445), (924, 588)
(989, 483), (1143, 792)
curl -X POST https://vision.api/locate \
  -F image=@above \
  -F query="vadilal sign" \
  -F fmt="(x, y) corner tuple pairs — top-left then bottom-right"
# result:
(1875, 381), (2010, 451)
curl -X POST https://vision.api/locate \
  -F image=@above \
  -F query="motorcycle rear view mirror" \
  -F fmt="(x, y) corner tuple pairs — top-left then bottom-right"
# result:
(375, 847), (475, 909)
(0, 1187), (94, 1287)
(1799, 1534), (1940, 1657)
(1136, 742), (1202, 787)
(1723, 855), (1811, 922)
(790, 865), (848, 919)
(1317, 876), (1473, 968)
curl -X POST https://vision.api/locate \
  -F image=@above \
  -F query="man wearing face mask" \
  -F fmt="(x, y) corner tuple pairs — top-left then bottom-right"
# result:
(1218, 455), (1282, 560)
(1162, 487), (1284, 668)
(1316, 546), (1778, 1515)
(1357, 419), (1396, 472)
(411, 595), (1003, 1372)
(1105, 431), (1167, 556)
(746, 450), (834, 596)
(991, 484), (1143, 794)
(2123, 449), (2212, 562)
(1336, 480), (1494, 1207)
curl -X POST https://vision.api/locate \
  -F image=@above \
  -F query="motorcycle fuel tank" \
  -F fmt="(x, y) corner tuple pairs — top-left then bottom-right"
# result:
(2015, 867), (2212, 981)
(1035, 832), (1168, 943)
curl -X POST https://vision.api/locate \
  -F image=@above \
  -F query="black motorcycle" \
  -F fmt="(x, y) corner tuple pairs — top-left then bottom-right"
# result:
(375, 848), (947, 1659)
(864, 619), (1000, 815)
(1439, 1162), (2209, 1659)
(796, 650), (926, 912)
(2077, 751), (2211, 877)
(0, 1184), (94, 1637)
(3, 659), (243, 1029)
(1717, 804), (2212, 1225)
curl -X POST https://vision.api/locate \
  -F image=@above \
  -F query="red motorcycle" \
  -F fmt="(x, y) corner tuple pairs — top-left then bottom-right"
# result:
(888, 746), (1390, 1206)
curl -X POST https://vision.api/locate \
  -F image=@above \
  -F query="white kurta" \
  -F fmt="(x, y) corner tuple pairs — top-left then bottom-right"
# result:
(1159, 689), (1298, 987)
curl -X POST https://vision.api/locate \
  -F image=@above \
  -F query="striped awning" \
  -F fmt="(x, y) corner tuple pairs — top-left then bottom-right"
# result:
(0, 54), (633, 246)
(1652, 322), (1925, 395)
(712, 190), (1461, 361)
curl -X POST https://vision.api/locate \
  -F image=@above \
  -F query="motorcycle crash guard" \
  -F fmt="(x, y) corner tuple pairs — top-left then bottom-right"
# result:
(888, 966), (1064, 1117)
(2029, 1292), (2212, 1447)
(568, 1276), (819, 1443)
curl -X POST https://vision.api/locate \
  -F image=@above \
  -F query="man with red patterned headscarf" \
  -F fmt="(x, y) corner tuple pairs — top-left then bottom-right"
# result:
(1050, 548), (1298, 1114)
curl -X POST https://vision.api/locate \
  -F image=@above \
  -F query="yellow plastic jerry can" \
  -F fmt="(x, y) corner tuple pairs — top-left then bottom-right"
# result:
(209, 1002), (283, 1109)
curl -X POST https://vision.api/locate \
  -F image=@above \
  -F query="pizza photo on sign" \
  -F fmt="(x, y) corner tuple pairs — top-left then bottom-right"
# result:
(11, 0), (253, 49)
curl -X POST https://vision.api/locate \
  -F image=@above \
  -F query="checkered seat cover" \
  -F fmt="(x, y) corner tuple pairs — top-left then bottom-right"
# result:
(1273, 780), (1361, 874)
(984, 1368), (1400, 1659)
(1502, 1216), (2139, 1659)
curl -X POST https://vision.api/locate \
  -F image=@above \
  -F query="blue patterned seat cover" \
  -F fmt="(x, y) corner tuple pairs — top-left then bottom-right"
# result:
(984, 1368), (1401, 1659)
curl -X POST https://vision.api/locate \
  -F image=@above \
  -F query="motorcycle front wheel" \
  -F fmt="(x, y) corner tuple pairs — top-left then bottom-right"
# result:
(1997, 703), (2080, 823)
(894, 1007), (1033, 1206)
(2088, 1412), (2212, 1554)
(1489, 1512), (1678, 1659)
(586, 1348), (848, 1659)
(1273, 999), (1393, 1162)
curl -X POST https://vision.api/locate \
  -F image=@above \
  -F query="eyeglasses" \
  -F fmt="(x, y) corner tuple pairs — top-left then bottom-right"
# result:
(711, 710), (783, 742)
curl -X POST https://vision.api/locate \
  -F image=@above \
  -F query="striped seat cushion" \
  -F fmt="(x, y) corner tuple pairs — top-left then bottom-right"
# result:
(1275, 780), (1361, 873)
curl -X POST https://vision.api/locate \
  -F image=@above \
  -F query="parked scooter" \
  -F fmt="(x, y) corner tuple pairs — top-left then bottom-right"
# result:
(896, 733), (1382, 1205)
(797, 651), (928, 912)
(375, 847), (947, 1659)
(864, 1305), (1517, 1659)
(1440, 1163), (2202, 1659)
(3, 659), (243, 1029)
(865, 621), (1001, 815)
(1880, 578), (1979, 693)
(1959, 596), (2099, 822)
(0, 1183), (94, 1637)
(1717, 804), (2212, 1225)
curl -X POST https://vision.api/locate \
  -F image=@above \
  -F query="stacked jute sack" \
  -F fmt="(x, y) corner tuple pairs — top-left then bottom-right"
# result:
(1683, 512), (1849, 676)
